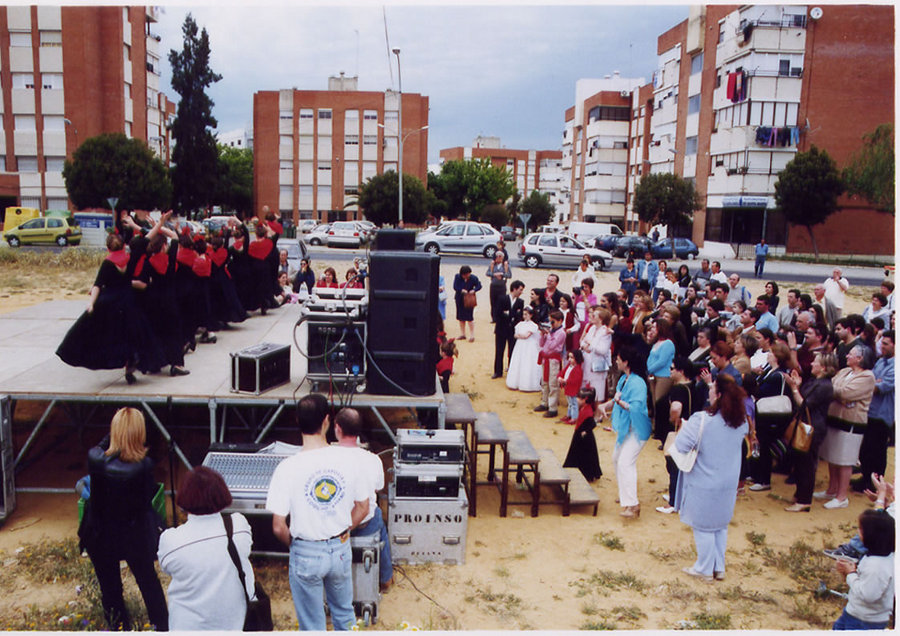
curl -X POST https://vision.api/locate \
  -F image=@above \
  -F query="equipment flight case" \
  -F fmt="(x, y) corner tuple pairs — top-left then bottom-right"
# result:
(230, 342), (291, 394)
(394, 428), (465, 464)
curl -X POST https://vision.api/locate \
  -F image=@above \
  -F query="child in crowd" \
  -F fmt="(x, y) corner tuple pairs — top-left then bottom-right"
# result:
(562, 387), (602, 482)
(436, 340), (458, 393)
(558, 350), (584, 423)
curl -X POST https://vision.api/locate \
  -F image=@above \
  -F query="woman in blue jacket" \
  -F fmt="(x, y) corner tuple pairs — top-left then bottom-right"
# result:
(647, 317), (676, 441)
(599, 345), (651, 518)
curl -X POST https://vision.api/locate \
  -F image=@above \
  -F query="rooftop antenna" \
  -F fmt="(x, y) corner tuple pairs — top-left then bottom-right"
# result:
(382, 7), (394, 87)
(354, 29), (359, 78)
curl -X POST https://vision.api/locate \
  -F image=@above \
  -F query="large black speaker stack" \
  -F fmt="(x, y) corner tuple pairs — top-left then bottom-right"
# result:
(366, 251), (440, 396)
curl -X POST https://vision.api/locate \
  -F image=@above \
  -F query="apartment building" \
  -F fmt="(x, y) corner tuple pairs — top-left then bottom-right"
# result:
(559, 73), (644, 228)
(629, 4), (894, 254)
(253, 76), (428, 224)
(439, 140), (564, 207)
(0, 5), (174, 213)
(218, 127), (253, 150)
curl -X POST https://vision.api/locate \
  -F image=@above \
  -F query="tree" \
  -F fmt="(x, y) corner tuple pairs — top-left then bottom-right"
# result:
(843, 123), (894, 215)
(774, 146), (844, 261)
(429, 159), (516, 220)
(168, 14), (222, 217)
(631, 173), (701, 258)
(356, 170), (430, 226)
(63, 133), (172, 211)
(519, 190), (555, 230)
(213, 145), (253, 216)
(479, 203), (509, 229)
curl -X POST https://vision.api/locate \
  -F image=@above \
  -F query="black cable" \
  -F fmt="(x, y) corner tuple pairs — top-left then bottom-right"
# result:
(392, 564), (459, 630)
(354, 328), (424, 398)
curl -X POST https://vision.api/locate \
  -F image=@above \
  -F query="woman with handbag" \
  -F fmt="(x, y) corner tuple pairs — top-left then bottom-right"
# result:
(453, 265), (482, 342)
(817, 345), (877, 509)
(158, 466), (259, 631)
(673, 375), (749, 582)
(782, 353), (837, 511)
(78, 408), (168, 631)
(747, 342), (795, 492)
(580, 307), (613, 400)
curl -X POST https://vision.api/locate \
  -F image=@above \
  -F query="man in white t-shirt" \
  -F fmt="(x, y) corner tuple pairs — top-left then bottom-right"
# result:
(336, 408), (393, 591)
(710, 261), (728, 284)
(267, 394), (369, 631)
(823, 267), (851, 320)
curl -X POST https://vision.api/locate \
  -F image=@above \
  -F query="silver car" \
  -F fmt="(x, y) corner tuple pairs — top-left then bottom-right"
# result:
(518, 232), (613, 270)
(327, 221), (363, 248)
(415, 221), (503, 258)
(304, 223), (331, 245)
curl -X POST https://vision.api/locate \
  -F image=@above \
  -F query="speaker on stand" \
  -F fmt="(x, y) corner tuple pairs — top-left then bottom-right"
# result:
(366, 252), (440, 396)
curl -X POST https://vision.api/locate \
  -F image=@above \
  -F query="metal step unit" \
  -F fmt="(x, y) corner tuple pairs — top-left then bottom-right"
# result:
(388, 483), (468, 565)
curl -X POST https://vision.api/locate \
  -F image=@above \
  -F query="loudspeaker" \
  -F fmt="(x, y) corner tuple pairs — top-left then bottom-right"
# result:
(374, 229), (415, 251)
(367, 252), (439, 396)
(0, 396), (15, 525)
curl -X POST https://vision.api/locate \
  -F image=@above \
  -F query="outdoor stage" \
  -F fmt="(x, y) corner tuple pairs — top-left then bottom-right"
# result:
(0, 300), (445, 474)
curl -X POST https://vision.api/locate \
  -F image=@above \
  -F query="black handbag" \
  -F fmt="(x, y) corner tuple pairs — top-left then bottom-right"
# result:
(222, 514), (274, 632)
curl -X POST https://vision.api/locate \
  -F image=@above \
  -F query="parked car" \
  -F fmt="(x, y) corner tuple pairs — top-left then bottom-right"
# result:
(297, 219), (318, 234)
(201, 215), (239, 236)
(4, 216), (82, 247)
(354, 220), (377, 244)
(612, 235), (652, 258)
(276, 237), (310, 274)
(592, 234), (620, 252)
(327, 221), (364, 248)
(519, 232), (613, 270)
(305, 224), (331, 246)
(414, 221), (503, 258)
(500, 225), (519, 242)
(650, 237), (700, 260)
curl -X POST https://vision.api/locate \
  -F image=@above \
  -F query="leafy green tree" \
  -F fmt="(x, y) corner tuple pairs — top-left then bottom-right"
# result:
(479, 203), (509, 229)
(357, 170), (430, 226)
(519, 190), (555, 230)
(429, 159), (516, 220)
(213, 145), (253, 216)
(63, 133), (171, 210)
(631, 173), (700, 258)
(843, 123), (894, 215)
(168, 14), (222, 217)
(774, 146), (844, 260)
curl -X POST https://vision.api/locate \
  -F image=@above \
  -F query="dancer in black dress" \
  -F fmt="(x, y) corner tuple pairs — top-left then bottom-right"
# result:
(208, 233), (247, 327)
(247, 223), (277, 315)
(563, 387), (603, 481)
(56, 232), (165, 384)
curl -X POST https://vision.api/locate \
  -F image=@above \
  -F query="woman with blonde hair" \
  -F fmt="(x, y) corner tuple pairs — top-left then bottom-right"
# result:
(581, 306), (613, 400)
(78, 407), (168, 631)
(631, 292), (653, 336)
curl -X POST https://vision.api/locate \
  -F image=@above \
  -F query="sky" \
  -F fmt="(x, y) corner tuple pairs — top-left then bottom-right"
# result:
(155, 4), (690, 165)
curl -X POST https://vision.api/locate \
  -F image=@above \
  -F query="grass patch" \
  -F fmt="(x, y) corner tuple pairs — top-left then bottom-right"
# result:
(610, 605), (646, 622)
(676, 611), (732, 630)
(761, 539), (833, 583)
(717, 584), (776, 604)
(656, 581), (704, 603)
(570, 569), (648, 596)
(493, 565), (510, 578)
(745, 531), (766, 546)
(463, 586), (522, 618)
(592, 532), (625, 551)
(789, 596), (837, 628)
(581, 600), (600, 616)
(580, 619), (618, 630)
(647, 546), (695, 562)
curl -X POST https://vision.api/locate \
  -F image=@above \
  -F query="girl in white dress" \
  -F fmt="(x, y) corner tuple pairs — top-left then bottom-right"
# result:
(506, 306), (542, 392)
(581, 306), (613, 400)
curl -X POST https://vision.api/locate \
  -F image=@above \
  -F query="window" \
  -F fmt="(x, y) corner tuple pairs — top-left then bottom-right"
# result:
(280, 135), (292, 146)
(690, 53), (703, 75)
(317, 161), (331, 171)
(685, 136), (698, 155)
(9, 31), (31, 47)
(613, 141), (627, 149)
(778, 59), (791, 76)
(688, 94), (701, 115)
(344, 134), (359, 145)
(318, 109), (332, 120)
(344, 109), (359, 121)
(47, 217), (63, 228)
(539, 235), (556, 247)
(280, 160), (292, 171)
(39, 30), (62, 47)
(12, 73), (35, 89)
(384, 111), (398, 122)
(43, 116), (65, 130)
(466, 224), (486, 236)
(123, 44), (131, 61)
(14, 115), (35, 130)
(299, 109), (314, 119)
(363, 110), (377, 121)
(362, 135), (377, 146)
(17, 156), (39, 171)
(124, 83), (132, 99)
(279, 110), (292, 120)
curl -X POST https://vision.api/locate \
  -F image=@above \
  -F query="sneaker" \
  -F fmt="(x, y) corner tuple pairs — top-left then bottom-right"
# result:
(713, 571), (726, 581)
(655, 505), (676, 514)
(533, 404), (549, 412)
(681, 566), (713, 583)
(823, 545), (862, 563)
(748, 483), (771, 492)
(812, 490), (833, 500)
(823, 497), (849, 509)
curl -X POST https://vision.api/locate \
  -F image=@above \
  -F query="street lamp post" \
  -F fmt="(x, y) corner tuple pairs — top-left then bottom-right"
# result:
(64, 118), (78, 152)
(376, 122), (427, 224)
(393, 48), (403, 226)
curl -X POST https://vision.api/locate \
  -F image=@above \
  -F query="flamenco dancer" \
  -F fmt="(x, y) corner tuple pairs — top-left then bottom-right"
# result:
(56, 232), (165, 384)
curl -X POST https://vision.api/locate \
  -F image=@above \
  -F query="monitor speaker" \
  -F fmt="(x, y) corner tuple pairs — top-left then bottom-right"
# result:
(367, 252), (440, 395)
(374, 229), (416, 251)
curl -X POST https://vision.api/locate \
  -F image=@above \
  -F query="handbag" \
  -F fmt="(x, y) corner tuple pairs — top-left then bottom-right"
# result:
(664, 412), (707, 473)
(463, 291), (477, 309)
(755, 373), (793, 417)
(223, 514), (274, 632)
(783, 403), (814, 453)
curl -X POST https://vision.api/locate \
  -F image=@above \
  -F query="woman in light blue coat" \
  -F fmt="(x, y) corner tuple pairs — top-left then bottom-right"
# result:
(599, 345), (651, 518)
(674, 374), (748, 582)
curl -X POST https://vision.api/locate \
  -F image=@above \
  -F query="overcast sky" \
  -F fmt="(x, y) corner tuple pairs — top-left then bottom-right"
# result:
(156, 4), (689, 165)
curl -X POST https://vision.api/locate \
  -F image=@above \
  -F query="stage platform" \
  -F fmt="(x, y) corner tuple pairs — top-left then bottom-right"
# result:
(0, 300), (445, 471)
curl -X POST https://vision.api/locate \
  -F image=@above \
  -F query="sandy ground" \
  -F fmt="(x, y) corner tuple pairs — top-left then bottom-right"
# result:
(0, 254), (889, 631)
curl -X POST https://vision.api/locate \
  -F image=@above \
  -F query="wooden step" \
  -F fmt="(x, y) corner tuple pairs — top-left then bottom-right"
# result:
(537, 448), (570, 486)
(564, 468), (600, 516)
(474, 411), (509, 444)
(444, 393), (477, 428)
(507, 430), (539, 465)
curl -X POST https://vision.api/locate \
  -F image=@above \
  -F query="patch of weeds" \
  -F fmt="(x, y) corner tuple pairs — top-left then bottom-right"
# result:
(493, 565), (510, 578)
(463, 586), (522, 618)
(837, 520), (857, 535)
(570, 569), (648, 595)
(500, 552), (527, 561)
(580, 619), (618, 630)
(461, 386), (483, 401)
(689, 611), (732, 630)
(592, 531), (625, 551)
(745, 531), (766, 546)
(762, 539), (832, 583)
(789, 596), (834, 628)
(656, 581), (703, 603)
(717, 585), (776, 604)
(581, 600), (600, 615)
(610, 605), (646, 622)
(647, 546), (694, 562)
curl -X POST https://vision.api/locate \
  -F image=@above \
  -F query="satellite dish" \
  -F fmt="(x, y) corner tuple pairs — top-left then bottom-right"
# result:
(810, 7), (823, 20)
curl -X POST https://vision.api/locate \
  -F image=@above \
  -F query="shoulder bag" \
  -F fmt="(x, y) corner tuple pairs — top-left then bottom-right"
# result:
(664, 412), (707, 473)
(223, 514), (273, 632)
(755, 373), (792, 417)
(463, 291), (477, 309)
(783, 402), (814, 453)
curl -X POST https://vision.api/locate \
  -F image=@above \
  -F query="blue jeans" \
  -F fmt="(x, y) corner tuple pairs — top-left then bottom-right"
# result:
(833, 608), (888, 630)
(692, 527), (728, 576)
(350, 508), (393, 585)
(289, 536), (355, 631)
(754, 256), (766, 277)
(566, 396), (579, 421)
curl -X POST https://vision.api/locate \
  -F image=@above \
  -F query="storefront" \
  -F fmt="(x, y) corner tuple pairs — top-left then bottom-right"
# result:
(704, 195), (787, 249)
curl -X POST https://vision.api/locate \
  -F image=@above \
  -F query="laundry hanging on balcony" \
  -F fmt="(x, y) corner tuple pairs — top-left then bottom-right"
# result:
(726, 70), (748, 103)
(754, 126), (801, 147)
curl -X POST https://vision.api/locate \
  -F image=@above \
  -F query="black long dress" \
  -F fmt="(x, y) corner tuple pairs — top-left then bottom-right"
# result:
(137, 242), (186, 369)
(563, 406), (602, 481)
(208, 245), (246, 325)
(56, 252), (166, 373)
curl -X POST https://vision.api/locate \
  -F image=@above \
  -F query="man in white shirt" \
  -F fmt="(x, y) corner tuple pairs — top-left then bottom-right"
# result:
(267, 394), (369, 631)
(710, 261), (728, 284)
(336, 408), (393, 591)
(823, 268), (851, 320)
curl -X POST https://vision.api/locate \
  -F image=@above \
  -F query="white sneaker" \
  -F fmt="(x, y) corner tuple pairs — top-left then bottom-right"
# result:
(748, 483), (771, 492)
(656, 505), (676, 514)
(813, 491), (834, 500)
(823, 498), (849, 509)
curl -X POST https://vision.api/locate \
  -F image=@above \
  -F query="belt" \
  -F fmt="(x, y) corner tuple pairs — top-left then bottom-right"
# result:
(828, 419), (864, 434)
(294, 529), (350, 543)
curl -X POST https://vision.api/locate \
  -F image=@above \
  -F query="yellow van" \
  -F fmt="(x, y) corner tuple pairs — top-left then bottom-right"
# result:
(4, 207), (41, 231)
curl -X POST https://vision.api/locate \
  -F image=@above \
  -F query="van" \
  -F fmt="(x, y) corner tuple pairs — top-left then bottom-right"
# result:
(3, 207), (41, 231)
(566, 222), (623, 244)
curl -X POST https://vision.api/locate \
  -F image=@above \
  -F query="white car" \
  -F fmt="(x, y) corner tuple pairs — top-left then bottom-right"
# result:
(304, 224), (331, 246)
(297, 219), (318, 234)
(518, 232), (613, 270)
(414, 220), (503, 258)
(327, 221), (363, 248)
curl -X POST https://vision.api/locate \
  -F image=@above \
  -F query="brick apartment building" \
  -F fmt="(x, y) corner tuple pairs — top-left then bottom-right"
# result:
(253, 76), (429, 225)
(0, 5), (174, 216)
(626, 4), (894, 255)
(439, 137), (565, 213)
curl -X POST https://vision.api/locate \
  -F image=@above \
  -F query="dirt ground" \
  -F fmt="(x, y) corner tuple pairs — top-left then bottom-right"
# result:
(0, 253), (889, 631)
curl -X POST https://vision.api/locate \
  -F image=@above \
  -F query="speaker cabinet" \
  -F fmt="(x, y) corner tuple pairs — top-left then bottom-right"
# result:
(0, 396), (15, 525)
(374, 229), (416, 251)
(367, 252), (439, 395)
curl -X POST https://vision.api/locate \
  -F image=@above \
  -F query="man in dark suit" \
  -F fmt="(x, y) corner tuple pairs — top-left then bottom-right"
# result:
(493, 280), (525, 378)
